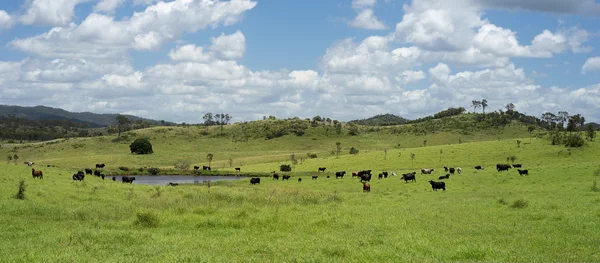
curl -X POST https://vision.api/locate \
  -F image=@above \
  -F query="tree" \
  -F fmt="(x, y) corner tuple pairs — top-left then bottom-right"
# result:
(290, 153), (298, 165)
(203, 113), (215, 126)
(541, 112), (557, 129)
(587, 124), (596, 141)
(348, 123), (360, 136)
(116, 115), (130, 138)
(527, 126), (535, 143)
(280, 164), (292, 172)
(567, 114), (585, 133)
(471, 100), (481, 113)
(481, 99), (488, 114)
(505, 103), (515, 112)
(410, 153), (416, 169)
(206, 153), (214, 167)
(557, 111), (569, 130)
(335, 142), (342, 156)
(215, 113), (232, 137)
(129, 138), (153, 154)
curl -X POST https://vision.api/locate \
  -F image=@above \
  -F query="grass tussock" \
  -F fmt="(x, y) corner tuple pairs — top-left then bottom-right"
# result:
(14, 179), (25, 200)
(134, 211), (160, 228)
(510, 199), (529, 209)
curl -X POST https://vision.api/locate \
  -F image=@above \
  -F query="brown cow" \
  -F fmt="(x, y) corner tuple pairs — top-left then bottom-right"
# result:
(31, 168), (43, 179)
(362, 182), (370, 192)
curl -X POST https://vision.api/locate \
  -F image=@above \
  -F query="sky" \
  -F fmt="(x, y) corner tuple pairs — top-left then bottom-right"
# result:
(0, 0), (599, 124)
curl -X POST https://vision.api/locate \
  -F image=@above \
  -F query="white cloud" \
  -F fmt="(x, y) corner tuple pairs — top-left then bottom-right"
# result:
(352, 0), (377, 9)
(349, 9), (387, 30)
(20, 0), (88, 26)
(94, 0), (127, 13)
(582, 57), (600, 74)
(169, 45), (212, 62)
(210, 31), (246, 59)
(0, 10), (13, 31)
(11, 0), (257, 58)
(475, 0), (600, 15)
(398, 70), (426, 84)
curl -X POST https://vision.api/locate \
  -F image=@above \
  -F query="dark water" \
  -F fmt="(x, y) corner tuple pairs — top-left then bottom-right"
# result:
(110, 175), (244, 185)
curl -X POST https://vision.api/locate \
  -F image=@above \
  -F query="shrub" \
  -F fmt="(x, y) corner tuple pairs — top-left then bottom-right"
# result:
(147, 167), (160, 175)
(129, 138), (153, 154)
(118, 166), (129, 171)
(349, 147), (359, 155)
(14, 180), (25, 200)
(135, 211), (160, 228)
(564, 133), (584, 148)
(174, 160), (190, 170)
(307, 153), (318, 159)
(280, 164), (292, 172)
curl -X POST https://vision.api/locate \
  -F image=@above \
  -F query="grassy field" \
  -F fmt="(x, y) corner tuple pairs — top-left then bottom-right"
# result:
(1, 124), (599, 262)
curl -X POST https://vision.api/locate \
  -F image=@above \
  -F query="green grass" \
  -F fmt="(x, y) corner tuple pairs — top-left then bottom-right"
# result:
(1, 125), (599, 262)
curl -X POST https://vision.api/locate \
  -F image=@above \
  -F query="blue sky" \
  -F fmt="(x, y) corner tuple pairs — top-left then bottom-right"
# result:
(0, 0), (599, 123)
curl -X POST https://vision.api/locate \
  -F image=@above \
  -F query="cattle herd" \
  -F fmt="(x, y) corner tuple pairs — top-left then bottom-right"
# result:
(250, 163), (531, 192)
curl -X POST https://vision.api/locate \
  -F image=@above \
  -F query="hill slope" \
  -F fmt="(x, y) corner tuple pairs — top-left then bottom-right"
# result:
(349, 113), (410, 126)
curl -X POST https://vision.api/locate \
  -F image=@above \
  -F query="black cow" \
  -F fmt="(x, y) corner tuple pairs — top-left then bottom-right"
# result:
(193, 166), (200, 171)
(95, 163), (105, 169)
(474, 165), (483, 170)
(298, 178), (302, 182)
(112, 177), (116, 181)
(168, 182), (179, 186)
(497, 164), (511, 172)
(72, 171), (85, 181)
(100, 174), (105, 180)
(357, 170), (372, 177)
(382, 171), (389, 178)
(401, 173), (416, 183)
(282, 175), (291, 180)
(273, 174), (280, 180)
(318, 167), (326, 172)
(449, 168), (455, 174)
(513, 164), (522, 168)
(360, 174), (372, 182)
(312, 175), (318, 180)
(429, 180), (446, 191)
(85, 168), (93, 175)
(327, 176), (330, 178)
(250, 177), (261, 185)
(438, 174), (450, 180)
(378, 173), (383, 179)
(517, 169), (529, 176)
(235, 167), (241, 172)
(94, 170), (101, 177)
(443, 166), (449, 172)
(122, 176), (135, 184)
(335, 171), (346, 179)
(202, 166), (211, 171)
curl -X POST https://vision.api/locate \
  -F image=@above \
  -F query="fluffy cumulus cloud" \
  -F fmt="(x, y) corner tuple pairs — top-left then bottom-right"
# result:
(11, 0), (257, 58)
(582, 57), (600, 74)
(1, 0), (599, 123)
(0, 10), (13, 31)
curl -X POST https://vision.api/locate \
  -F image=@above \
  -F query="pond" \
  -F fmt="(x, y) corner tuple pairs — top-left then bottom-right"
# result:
(110, 175), (244, 186)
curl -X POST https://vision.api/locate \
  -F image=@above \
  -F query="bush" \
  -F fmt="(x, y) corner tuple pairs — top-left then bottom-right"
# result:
(129, 138), (153, 154)
(118, 166), (129, 171)
(307, 153), (318, 159)
(564, 133), (584, 148)
(349, 147), (359, 155)
(14, 180), (25, 200)
(280, 164), (292, 172)
(135, 211), (160, 228)
(147, 167), (160, 175)
(510, 199), (528, 209)
(174, 160), (190, 170)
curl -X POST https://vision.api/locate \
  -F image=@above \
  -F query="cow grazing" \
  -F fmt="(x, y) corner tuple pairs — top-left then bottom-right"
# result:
(250, 177), (261, 185)
(100, 174), (105, 180)
(298, 178), (302, 182)
(401, 173), (416, 183)
(517, 169), (529, 176)
(497, 164), (511, 172)
(421, 168), (434, 174)
(168, 182), (179, 186)
(335, 171), (346, 179)
(429, 180), (446, 191)
(273, 174), (280, 180)
(474, 165), (483, 170)
(235, 167), (241, 172)
(94, 170), (101, 177)
(112, 177), (116, 181)
(282, 175), (291, 180)
(383, 171), (389, 178)
(327, 176), (330, 178)
(318, 167), (326, 172)
(449, 168), (455, 174)
(72, 171), (84, 181)
(360, 174), (372, 182)
(24, 161), (34, 166)
(438, 174), (450, 180)
(444, 166), (449, 172)
(312, 175), (318, 180)
(31, 168), (43, 179)
(352, 172), (359, 178)
(202, 166), (211, 171)
(193, 166), (200, 171)
(378, 173), (383, 179)
(457, 167), (462, 174)
(84, 168), (93, 175)
(513, 164), (522, 168)
(95, 163), (105, 169)
(122, 176), (135, 184)
(362, 182), (371, 192)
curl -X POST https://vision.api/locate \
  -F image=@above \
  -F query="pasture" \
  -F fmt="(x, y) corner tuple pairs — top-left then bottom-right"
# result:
(1, 125), (599, 262)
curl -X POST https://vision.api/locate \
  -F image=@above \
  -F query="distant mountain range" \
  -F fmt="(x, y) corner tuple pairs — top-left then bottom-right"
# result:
(587, 122), (600, 130)
(0, 105), (173, 128)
